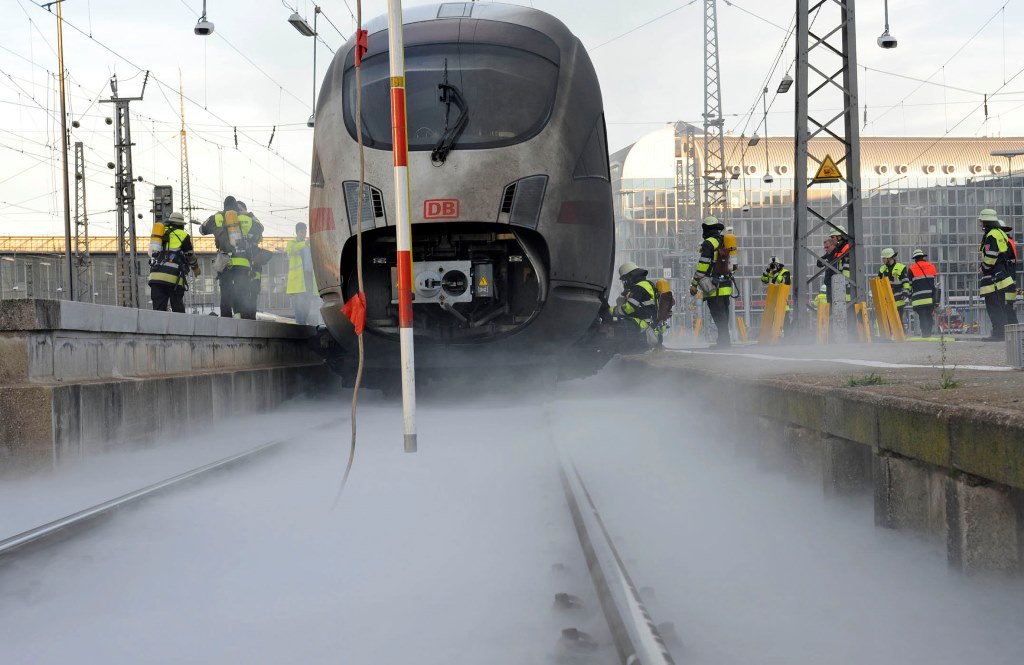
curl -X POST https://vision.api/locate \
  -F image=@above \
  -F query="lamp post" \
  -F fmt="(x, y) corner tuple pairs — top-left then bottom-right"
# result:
(287, 7), (319, 127)
(991, 149), (1024, 220)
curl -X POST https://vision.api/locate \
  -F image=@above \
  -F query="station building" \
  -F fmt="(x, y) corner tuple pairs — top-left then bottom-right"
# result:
(612, 123), (1024, 331)
(0, 236), (293, 314)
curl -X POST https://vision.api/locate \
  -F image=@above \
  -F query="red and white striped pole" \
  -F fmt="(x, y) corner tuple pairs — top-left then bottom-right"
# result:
(387, 0), (417, 453)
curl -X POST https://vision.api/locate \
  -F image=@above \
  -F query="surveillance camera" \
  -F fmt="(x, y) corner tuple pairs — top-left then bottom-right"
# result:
(194, 19), (215, 36)
(763, 173), (774, 184)
(877, 31), (897, 49)
(307, 114), (315, 128)
(740, 205), (751, 213)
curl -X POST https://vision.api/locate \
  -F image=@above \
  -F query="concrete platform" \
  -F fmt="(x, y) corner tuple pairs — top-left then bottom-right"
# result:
(626, 338), (1024, 575)
(0, 300), (332, 474)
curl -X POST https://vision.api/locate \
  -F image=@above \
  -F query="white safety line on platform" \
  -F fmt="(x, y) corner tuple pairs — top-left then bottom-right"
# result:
(667, 348), (1014, 372)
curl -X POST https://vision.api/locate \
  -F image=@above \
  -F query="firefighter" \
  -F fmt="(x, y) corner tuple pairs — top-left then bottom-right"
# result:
(908, 249), (939, 338)
(200, 196), (261, 319)
(237, 201), (268, 318)
(978, 208), (1015, 340)
(148, 212), (199, 313)
(689, 215), (733, 348)
(818, 225), (851, 306)
(761, 256), (792, 335)
(878, 247), (911, 317)
(812, 283), (828, 310)
(999, 218), (1019, 326)
(608, 261), (657, 353)
(286, 222), (316, 325)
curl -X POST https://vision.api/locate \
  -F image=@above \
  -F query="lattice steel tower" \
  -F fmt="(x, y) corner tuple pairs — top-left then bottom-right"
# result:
(73, 141), (94, 302)
(101, 73), (148, 307)
(791, 0), (864, 332)
(179, 71), (194, 230)
(702, 0), (728, 216)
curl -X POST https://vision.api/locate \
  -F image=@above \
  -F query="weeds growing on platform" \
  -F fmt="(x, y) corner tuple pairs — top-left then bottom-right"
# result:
(847, 372), (885, 387)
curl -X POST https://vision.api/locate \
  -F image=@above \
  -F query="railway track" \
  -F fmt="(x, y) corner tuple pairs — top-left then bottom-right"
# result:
(0, 416), (344, 561)
(557, 446), (677, 665)
(0, 440), (287, 560)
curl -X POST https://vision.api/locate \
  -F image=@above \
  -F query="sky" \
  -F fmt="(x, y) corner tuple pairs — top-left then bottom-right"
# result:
(3, 0), (1024, 237)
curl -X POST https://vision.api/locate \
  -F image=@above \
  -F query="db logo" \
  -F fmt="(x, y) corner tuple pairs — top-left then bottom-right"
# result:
(424, 199), (460, 219)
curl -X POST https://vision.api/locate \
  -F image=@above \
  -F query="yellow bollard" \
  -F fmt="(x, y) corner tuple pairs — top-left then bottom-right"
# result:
(737, 315), (749, 342)
(759, 283), (780, 343)
(854, 302), (872, 343)
(870, 276), (905, 342)
(694, 317), (703, 340)
(817, 301), (830, 344)
(759, 283), (790, 344)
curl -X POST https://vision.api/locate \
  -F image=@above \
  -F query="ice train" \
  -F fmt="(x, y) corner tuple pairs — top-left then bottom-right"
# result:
(308, 2), (614, 383)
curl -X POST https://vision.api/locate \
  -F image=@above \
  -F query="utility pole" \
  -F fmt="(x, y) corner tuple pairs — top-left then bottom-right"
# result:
(674, 123), (703, 332)
(73, 141), (93, 302)
(702, 0), (728, 216)
(792, 0), (864, 334)
(101, 72), (148, 308)
(179, 70), (194, 230)
(50, 0), (74, 300)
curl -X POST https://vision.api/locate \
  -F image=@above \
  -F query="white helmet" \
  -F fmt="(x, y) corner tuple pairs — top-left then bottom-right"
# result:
(880, 247), (896, 260)
(830, 224), (847, 237)
(979, 208), (1001, 225)
(167, 212), (185, 226)
(701, 215), (721, 230)
(912, 249), (926, 259)
(618, 261), (640, 278)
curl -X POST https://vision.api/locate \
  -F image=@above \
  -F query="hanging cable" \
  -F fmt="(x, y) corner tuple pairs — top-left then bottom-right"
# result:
(335, 0), (368, 505)
(761, 87), (770, 177)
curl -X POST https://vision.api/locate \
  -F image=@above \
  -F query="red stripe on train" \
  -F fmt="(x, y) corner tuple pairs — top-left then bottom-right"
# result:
(309, 207), (336, 233)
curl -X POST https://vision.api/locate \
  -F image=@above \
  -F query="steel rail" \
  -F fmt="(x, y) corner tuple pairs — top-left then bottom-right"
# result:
(0, 438), (288, 559)
(558, 446), (676, 665)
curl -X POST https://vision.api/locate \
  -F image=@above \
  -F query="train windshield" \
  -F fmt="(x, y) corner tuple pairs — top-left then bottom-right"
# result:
(344, 43), (558, 151)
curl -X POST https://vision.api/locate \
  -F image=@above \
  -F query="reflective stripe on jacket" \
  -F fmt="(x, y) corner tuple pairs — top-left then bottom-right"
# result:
(820, 240), (851, 303)
(148, 228), (193, 287)
(760, 267), (791, 311)
(980, 228), (1014, 295)
(213, 212), (255, 267)
(908, 259), (938, 307)
(878, 262), (911, 308)
(611, 279), (658, 330)
(692, 235), (733, 298)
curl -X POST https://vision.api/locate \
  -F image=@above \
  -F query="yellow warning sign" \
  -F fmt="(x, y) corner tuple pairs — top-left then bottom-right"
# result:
(813, 155), (843, 183)
(478, 276), (489, 287)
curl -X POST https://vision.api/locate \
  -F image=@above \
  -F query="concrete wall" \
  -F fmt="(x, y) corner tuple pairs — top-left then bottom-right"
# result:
(0, 300), (332, 474)
(625, 359), (1024, 576)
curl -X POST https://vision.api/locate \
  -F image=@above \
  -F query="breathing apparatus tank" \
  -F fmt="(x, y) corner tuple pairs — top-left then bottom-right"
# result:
(224, 209), (243, 250)
(723, 232), (738, 271)
(149, 221), (166, 256)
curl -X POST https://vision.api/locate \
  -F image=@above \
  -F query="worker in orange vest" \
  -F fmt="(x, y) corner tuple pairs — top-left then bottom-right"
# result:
(908, 249), (939, 337)
(999, 218), (1019, 326)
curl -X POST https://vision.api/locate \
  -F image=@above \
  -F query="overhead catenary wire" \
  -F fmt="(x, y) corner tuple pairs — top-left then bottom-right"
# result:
(868, 0), (1015, 129)
(587, 0), (699, 52)
(8, 5), (316, 235)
